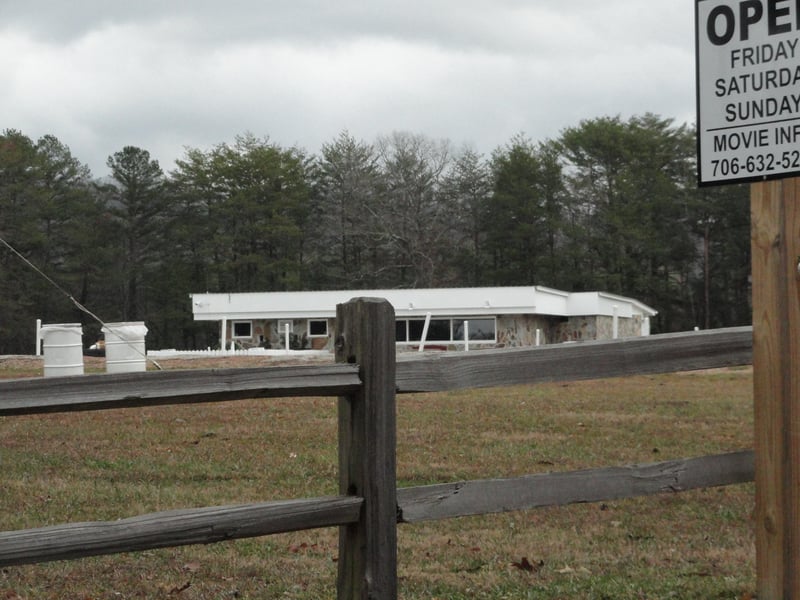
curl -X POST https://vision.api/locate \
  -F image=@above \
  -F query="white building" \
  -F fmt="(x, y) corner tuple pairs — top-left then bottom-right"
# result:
(190, 286), (657, 352)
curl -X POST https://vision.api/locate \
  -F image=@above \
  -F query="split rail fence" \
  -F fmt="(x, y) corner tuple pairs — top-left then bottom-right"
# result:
(0, 298), (755, 598)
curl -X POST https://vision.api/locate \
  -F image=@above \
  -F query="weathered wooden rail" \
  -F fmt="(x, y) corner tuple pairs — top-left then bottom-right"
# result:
(0, 299), (754, 598)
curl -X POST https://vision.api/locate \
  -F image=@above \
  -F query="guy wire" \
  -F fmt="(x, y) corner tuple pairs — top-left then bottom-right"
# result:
(0, 235), (162, 370)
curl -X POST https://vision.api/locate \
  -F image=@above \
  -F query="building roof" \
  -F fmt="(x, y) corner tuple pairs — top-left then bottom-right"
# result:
(190, 286), (657, 321)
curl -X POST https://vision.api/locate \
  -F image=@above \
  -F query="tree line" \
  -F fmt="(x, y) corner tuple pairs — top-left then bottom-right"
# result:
(0, 114), (750, 354)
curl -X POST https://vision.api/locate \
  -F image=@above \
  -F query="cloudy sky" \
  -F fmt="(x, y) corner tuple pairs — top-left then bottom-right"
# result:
(1, 1), (696, 177)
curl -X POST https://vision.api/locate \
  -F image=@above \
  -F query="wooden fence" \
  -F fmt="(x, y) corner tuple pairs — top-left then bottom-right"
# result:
(0, 298), (755, 598)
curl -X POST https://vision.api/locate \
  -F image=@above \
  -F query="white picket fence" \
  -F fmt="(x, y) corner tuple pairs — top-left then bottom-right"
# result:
(146, 348), (330, 359)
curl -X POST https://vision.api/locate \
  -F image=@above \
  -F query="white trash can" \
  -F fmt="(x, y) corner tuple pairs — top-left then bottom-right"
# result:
(102, 322), (148, 373)
(40, 323), (84, 377)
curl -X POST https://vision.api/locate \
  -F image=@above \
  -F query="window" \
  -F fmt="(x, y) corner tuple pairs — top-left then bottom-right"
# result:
(408, 319), (425, 341)
(426, 319), (451, 341)
(232, 321), (252, 339)
(407, 318), (450, 341)
(395, 317), (496, 344)
(453, 318), (496, 341)
(308, 319), (328, 337)
(395, 320), (408, 342)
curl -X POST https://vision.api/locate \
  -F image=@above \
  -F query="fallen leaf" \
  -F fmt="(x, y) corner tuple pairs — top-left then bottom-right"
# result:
(182, 562), (201, 572)
(556, 565), (591, 575)
(511, 557), (543, 573)
(168, 581), (191, 595)
(289, 542), (309, 553)
(557, 565), (574, 574)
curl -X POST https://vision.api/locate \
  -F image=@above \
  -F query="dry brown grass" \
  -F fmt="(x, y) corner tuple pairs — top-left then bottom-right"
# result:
(0, 358), (755, 599)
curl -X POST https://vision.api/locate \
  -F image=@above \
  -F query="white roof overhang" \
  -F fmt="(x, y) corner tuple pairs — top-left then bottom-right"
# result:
(190, 286), (657, 321)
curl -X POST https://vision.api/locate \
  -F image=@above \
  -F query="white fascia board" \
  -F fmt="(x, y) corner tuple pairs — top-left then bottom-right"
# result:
(532, 286), (569, 316)
(385, 287), (532, 314)
(596, 292), (658, 317)
(191, 287), (655, 321)
(395, 307), (501, 318)
(389, 286), (572, 317)
(192, 287), (546, 320)
(191, 292), (342, 321)
(565, 292), (600, 316)
(534, 285), (570, 298)
(567, 292), (628, 317)
(194, 311), (336, 321)
(566, 292), (658, 318)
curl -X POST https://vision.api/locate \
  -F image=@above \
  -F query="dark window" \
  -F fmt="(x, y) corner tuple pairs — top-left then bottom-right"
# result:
(308, 319), (328, 336)
(406, 319), (450, 342)
(453, 318), (495, 340)
(396, 317), (497, 344)
(408, 320), (425, 341)
(426, 319), (451, 341)
(232, 321), (252, 338)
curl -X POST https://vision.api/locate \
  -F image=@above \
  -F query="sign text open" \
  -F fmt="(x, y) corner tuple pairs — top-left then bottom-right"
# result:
(696, 0), (800, 184)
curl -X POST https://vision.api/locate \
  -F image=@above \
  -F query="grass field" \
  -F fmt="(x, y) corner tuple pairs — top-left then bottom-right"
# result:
(0, 357), (755, 599)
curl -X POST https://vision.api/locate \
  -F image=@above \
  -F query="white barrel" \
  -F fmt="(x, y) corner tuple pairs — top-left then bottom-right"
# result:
(102, 322), (148, 373)
(40, 323), (84, 377)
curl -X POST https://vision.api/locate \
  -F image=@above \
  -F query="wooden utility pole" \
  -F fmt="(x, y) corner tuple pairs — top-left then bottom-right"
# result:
(752, 178), (800, 598)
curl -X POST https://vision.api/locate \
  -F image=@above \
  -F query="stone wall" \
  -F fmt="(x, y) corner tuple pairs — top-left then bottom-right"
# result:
(230, 319), (333, 350)
(496, 315), (557, 347)
(497, 314), (644, 346)
(553, 315), (643, 342)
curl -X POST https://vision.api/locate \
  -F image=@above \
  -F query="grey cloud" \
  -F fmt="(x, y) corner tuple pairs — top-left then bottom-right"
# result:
(1, 0), (696, 177)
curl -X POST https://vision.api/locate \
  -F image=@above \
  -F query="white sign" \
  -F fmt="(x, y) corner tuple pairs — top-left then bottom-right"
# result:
(696, 0), (800, 184)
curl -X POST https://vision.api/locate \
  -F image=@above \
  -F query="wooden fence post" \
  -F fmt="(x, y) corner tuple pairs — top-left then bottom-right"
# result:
(752, 179), (800, 598)
(335, 298), (397, 599)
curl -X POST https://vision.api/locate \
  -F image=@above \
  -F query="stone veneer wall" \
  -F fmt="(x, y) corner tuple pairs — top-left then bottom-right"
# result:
(553, 315), (643, 342)
(553, 316), (597, 343)
(498, 314), (644, 347)
(495, 315), (558, 347)
(228, 319), (333, 350)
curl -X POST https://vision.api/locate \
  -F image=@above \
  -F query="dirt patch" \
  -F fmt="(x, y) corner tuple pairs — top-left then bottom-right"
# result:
(0, 353), (335, 379)
(0, 356), (43, 369)
(151, 354), (335, 370)
(676, 365), (752, 375)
